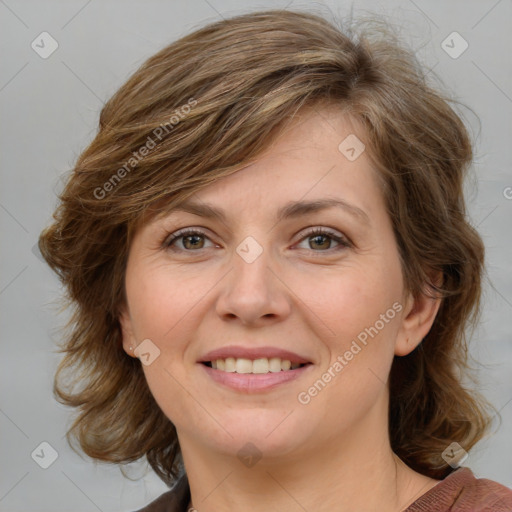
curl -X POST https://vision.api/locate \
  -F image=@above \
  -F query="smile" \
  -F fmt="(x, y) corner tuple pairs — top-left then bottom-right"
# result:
(197, 345), (313, 392)
(202, 357), (308, 374)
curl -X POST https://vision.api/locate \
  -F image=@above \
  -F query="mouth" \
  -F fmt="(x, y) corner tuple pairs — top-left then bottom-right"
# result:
(197, 346), (314, 392)
(201, 357), (311, 374)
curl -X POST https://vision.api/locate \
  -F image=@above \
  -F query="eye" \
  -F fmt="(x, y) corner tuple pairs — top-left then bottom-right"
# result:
(294, 227), (351, 253)
(164, 228), (214, 251)
(164, 227), (351, 253)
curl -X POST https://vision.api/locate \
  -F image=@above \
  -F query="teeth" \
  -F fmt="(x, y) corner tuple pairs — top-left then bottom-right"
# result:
(225, 357), (236, 372)
(209, 357), (303, 374)
(281, 359), (291, 371)
(253, 358), (269, 374)
(235, 358), (253, 374)
(269, 357), (282, 372)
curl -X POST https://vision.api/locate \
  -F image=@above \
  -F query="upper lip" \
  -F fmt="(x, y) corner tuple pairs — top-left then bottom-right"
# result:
(198, 345), (312, 365)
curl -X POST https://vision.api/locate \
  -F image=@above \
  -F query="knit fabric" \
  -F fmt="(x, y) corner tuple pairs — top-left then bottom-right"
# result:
(132, 467), (512, 512)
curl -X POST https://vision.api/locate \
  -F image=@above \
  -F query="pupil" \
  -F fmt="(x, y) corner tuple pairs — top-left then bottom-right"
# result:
(312, 235), (329, 249)
(185, 235), (203, 249)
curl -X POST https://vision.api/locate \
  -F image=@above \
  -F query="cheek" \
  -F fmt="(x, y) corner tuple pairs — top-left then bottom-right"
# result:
(299, 262), (401, 341)
(313, 264), (403, 383)
(295, 273), (402, 422)
(127, 267), (199, 425)
(125, 264), (211, 403)
(125, 262), (197, 343)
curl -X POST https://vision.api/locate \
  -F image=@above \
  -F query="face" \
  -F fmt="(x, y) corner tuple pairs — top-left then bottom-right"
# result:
(120, 107), (427, 463)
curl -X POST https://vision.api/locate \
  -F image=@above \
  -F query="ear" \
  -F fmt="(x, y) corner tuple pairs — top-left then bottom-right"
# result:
(118, 305), (138, 358)
(394, 273), (443, 356)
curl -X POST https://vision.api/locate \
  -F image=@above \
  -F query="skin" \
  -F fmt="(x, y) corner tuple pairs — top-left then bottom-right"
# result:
(120, 106), (442, 512)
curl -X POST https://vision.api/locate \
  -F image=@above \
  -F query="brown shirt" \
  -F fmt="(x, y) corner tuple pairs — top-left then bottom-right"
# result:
(404, 467), (512, 511)
(133, 467), (512, 512)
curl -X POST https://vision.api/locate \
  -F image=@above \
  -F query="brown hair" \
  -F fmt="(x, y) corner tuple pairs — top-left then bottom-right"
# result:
(39, 8), (495, 485)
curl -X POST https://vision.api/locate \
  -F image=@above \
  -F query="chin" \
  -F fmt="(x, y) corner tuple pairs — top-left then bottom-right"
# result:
(204, 408), (312, 459)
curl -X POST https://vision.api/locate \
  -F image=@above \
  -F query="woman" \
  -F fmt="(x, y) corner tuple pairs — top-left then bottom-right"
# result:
(39, 9), (512, 512)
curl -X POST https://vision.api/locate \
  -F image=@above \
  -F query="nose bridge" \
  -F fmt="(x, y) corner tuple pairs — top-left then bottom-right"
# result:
(231, 233), (273, 295)
(235, 234), (266, 266)
(216, 232), (290, 323)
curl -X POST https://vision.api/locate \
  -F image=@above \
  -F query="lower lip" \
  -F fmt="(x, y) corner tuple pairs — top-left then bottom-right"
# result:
(199, 363), (313, 392)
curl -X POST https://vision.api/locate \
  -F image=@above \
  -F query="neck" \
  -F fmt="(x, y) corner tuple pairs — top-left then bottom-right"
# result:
(178, 403), (438, 512)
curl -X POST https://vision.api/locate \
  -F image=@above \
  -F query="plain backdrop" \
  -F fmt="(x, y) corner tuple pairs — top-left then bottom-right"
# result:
(1, 0), (511, 510)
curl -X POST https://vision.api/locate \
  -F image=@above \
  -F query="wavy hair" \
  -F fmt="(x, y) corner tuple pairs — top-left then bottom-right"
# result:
(39, 8), (495, 485)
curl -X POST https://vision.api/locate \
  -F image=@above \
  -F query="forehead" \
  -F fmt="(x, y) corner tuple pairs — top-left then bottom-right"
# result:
(142, 106), (386, 231)
(185, 110), (378, 206)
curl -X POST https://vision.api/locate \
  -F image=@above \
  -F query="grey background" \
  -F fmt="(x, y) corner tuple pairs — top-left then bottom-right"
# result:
(1, 0), (511, 510)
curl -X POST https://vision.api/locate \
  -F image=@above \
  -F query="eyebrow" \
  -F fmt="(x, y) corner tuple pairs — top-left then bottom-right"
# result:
(169, 198), (370, 226)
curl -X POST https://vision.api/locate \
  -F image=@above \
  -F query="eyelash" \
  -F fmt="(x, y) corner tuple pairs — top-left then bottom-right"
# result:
(163, 227), (351, 254)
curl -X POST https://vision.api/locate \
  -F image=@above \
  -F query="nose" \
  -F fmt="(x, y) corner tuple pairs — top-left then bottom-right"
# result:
(215, 239), (292, 326)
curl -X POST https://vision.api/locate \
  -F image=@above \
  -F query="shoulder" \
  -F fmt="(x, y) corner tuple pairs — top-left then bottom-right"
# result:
(405, 467), (512, 512)
(131, 475), (190, 512)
